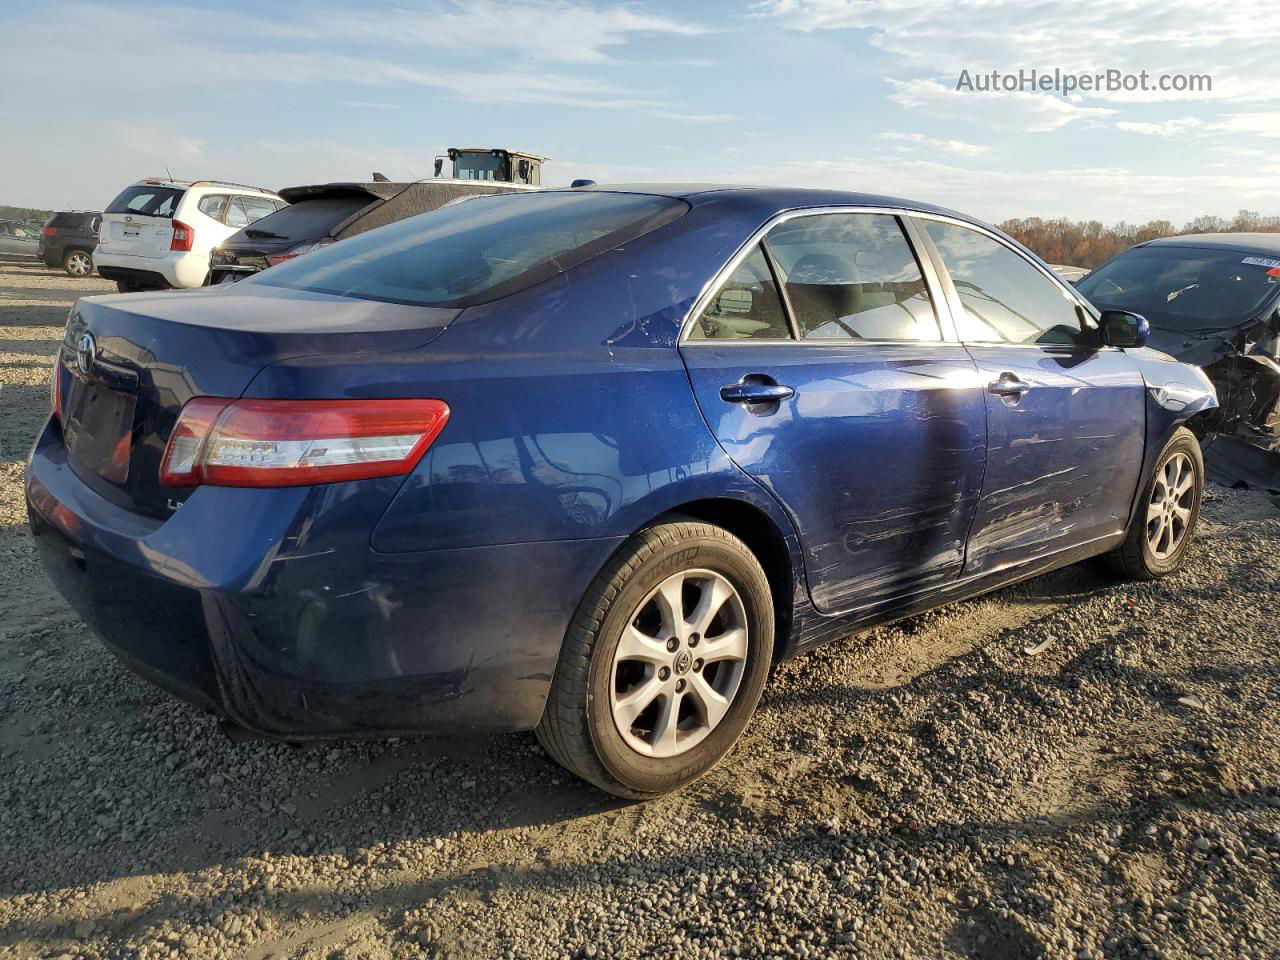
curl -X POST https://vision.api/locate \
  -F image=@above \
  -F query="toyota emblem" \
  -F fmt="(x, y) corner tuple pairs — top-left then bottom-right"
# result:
(75, 332), (97, 377)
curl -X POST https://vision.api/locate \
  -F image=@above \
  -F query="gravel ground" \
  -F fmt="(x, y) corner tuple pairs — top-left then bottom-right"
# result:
(1, 260), (1278, 960)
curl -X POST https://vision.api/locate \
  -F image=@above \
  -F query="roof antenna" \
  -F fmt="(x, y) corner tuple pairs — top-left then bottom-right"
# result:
(165, 165), (174, 182)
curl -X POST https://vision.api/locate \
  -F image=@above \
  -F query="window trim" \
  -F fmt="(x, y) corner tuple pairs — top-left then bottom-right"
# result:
(680, 205), (964, 346)
(679, 205), (1102, 348)
(196, 193), (231, 223)
(907, 211), (1103, 348)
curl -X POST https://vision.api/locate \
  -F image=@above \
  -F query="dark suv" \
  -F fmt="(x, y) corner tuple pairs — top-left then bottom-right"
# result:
(38, 211), (101, 277)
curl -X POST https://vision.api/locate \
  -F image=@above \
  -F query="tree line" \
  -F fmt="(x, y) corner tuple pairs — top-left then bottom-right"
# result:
(0, 204), (54, 224)
(997, 210), (1280, 270)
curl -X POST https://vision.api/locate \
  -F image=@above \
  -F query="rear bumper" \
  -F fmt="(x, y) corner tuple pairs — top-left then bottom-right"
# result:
(25, 418), (622, 738)
(94, 251), (208, 289)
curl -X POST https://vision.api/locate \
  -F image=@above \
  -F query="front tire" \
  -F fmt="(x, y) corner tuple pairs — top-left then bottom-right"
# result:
(1104, 427), (1203, 579)
(62, 249), (93, 277)
(537, 520), (775, 798)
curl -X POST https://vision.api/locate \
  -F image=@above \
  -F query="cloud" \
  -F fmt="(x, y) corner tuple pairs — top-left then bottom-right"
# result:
(653, 111), (739, 123)
(1211, 112), (1280, 138)
(755, 0), (1277, 104)
(890, 79), (1115, 132)
(1115, 116), (1206, 137)
(879, 132), (990, 157)
(1116, 112), (1280, 139)
(731, 153), (1280, 224)
(3, 1), (704, 110)
(309, 0), (710, 65)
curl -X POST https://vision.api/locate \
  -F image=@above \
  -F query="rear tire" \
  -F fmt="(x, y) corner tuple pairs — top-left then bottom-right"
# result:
(1104, 427), (1203, 579)
(536, 520), (774, 799)
(62, 249), (93, 277)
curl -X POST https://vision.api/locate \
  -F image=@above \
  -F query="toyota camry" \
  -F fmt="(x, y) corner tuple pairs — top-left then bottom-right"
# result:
(27, 185), (1217, 797)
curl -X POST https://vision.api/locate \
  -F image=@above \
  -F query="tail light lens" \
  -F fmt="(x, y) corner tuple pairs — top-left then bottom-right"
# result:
(170, 220), (194, 252)
(160, 397), (450, 488)
(42, 226), (57, 237)
(51, 351), (65, 421)
(265, 238), (334, 267)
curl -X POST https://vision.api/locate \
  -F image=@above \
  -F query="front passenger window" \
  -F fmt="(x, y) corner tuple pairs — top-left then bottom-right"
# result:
(690, 246), (793, 340)
(924, 220), (1087, 345)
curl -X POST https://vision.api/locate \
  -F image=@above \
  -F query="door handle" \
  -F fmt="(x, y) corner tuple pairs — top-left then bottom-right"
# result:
(988, 374), (1031, 397)
(720, 381), (795, 403)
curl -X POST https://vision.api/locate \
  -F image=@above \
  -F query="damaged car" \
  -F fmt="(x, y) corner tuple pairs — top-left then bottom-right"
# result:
(28, 186), (1218, 797)
(1076, 235), (1280, 491)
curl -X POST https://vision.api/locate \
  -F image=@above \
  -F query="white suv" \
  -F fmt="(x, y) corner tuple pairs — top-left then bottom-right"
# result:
(95, 179), (284, 291)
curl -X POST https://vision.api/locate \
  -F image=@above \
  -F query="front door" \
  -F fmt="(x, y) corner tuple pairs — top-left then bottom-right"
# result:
(680, 211), (988, 614)
(917, 218), (1147, 574)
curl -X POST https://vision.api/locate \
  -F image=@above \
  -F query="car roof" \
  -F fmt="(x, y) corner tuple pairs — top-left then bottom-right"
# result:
(570, 183), (976, 222)
(133, 177), (279, 195)
(1139, 232), (1280, 254)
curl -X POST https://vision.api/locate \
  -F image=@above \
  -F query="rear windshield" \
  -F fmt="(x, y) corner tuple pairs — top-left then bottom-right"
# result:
(106, 185), (185, 219)
(1078, 245), (1280, 331)
(239, 195), (375, 243)
(251, 191), (689, 307)
(50, 212), (97, 229)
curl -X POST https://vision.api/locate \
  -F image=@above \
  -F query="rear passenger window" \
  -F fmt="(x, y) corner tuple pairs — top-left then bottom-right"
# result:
(241, 196), (279, 223)
(198, 195), (228, 220)
(225, 199), (252, 228)
(924, 220), (1086, 345)
(764, 213), (940, 341)
(690, 246), (793, 340)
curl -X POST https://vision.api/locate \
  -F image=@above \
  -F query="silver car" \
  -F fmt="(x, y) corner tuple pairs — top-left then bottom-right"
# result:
(0, 220), (40, 259)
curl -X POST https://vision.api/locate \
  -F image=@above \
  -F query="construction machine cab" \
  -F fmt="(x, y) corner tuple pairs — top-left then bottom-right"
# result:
(435, 148), (545, 186)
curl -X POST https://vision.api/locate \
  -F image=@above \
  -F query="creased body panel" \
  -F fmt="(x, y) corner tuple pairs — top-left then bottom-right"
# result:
(961, 346), (1147, 574)
(681, 342), (987, 614)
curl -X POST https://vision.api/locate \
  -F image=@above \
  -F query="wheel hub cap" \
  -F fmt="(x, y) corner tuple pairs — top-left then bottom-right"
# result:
(608, 568), (748, 759)
(1145, 451), (1196, 560)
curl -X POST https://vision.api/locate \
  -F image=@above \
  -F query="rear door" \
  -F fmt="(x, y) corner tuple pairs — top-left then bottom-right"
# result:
(99, 184), (184, 258)
(915, 217), (1147, 574)
(680, 210), (988, 614)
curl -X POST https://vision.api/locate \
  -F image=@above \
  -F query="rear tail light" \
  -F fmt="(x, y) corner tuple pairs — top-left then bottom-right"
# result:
(42, 226), (57, 237)
(160, 397), (450, 488)
(170, 219), (194, 252)
(265, 238), (333, 267)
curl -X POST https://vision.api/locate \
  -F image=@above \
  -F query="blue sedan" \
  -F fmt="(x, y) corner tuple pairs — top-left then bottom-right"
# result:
(26, 186), (1217, 797)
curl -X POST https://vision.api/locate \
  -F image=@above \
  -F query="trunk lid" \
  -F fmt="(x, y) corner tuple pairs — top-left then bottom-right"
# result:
(98, 184), (186, 259)
(57, 284), (459, 518)
(99, 212), (174, 258)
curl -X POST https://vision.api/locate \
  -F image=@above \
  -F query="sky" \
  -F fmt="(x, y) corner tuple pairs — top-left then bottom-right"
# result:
(2, 0), (1279, 224)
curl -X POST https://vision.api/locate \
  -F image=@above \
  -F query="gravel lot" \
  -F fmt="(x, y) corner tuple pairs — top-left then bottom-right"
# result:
(1, 259), (1278, 960)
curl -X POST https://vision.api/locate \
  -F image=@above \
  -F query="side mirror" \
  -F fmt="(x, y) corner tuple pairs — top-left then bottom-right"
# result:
(433, 158), (444, 177)
(1099, 309), (1149, 348)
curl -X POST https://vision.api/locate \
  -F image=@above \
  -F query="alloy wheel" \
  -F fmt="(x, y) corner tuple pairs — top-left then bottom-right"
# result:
(1146, 451), (1196, 560)
(609, 568), (748, 758)
(66, 251), (92, 277)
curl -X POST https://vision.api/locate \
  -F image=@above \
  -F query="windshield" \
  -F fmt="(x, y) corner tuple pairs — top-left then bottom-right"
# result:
(106, 185), (185, 219)
(251, 191), (688, 308)
(453, 153), (504, 181)
(1078, 245), (1280, 332)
